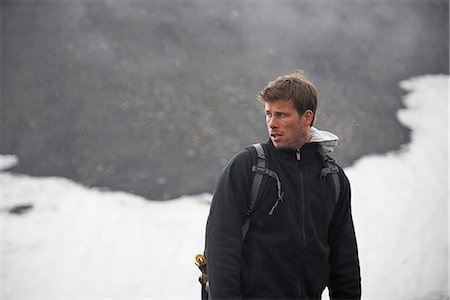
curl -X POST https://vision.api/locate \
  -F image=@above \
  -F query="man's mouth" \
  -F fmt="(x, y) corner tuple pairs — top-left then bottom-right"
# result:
(270, 133), (282, 140)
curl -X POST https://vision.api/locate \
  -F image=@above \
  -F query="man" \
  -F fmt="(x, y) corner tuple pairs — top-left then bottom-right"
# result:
(205, 71), (361, 299)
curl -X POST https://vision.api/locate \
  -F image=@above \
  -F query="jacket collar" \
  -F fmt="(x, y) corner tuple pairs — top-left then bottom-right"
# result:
(265, 127), (339, 161)
(266, 139), (319, 162)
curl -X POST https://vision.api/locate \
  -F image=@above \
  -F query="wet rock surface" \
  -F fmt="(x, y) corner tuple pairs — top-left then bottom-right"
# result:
(1, 0), (448, 200)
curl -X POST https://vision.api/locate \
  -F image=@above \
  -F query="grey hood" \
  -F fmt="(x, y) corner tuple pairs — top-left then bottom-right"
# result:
(310, 126), (339, 156)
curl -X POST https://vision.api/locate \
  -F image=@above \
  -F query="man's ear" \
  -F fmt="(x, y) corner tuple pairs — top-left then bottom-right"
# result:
(302, 110), (314, 126)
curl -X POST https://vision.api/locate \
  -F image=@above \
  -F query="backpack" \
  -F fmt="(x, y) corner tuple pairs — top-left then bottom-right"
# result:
(242, 143), (341, 241)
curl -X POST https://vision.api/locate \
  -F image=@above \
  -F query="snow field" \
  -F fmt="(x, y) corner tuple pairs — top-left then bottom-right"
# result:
(1, 74), (448, 299)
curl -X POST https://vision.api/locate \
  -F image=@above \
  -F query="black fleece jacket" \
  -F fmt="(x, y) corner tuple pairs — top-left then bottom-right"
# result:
(205, 140), (361, 300)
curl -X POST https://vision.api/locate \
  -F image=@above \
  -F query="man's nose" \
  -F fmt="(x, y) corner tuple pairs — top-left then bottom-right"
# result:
(268, 116), (278, 128)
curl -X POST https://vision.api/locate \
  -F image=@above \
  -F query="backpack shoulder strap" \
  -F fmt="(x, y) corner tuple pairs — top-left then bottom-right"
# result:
(320, 155), (341, 204)
(242, 143), (266, 241)
(249, 143), (266, 211)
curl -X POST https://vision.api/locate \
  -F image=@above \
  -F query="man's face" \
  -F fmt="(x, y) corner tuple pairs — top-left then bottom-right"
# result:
(265, 100), (312, 150)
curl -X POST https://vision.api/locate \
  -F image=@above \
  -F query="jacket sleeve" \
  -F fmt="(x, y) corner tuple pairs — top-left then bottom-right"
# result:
(205, 150), (253, 299)
(328, 169), (361, 300)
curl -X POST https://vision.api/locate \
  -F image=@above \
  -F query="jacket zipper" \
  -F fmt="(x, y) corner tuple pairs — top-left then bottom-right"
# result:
(295, 149), (304, 243)
(296, 149), (301, 161)
(296, 148), (306, 298)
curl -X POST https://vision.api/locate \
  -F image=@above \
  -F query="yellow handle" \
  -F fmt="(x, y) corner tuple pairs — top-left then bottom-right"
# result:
(195, 254), (206, 267)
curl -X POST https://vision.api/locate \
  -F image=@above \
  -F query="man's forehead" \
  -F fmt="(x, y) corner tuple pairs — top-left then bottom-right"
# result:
(264, 99), (295, 110)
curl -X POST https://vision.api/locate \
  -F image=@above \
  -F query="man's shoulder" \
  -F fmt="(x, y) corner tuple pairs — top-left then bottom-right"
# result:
(223, 146), (254, 170)
(223, 142), (273, 174)
(324, 156), (350, 188)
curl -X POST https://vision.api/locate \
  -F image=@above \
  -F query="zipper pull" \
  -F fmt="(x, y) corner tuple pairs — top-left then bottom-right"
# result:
(296, 149), (301, 161)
